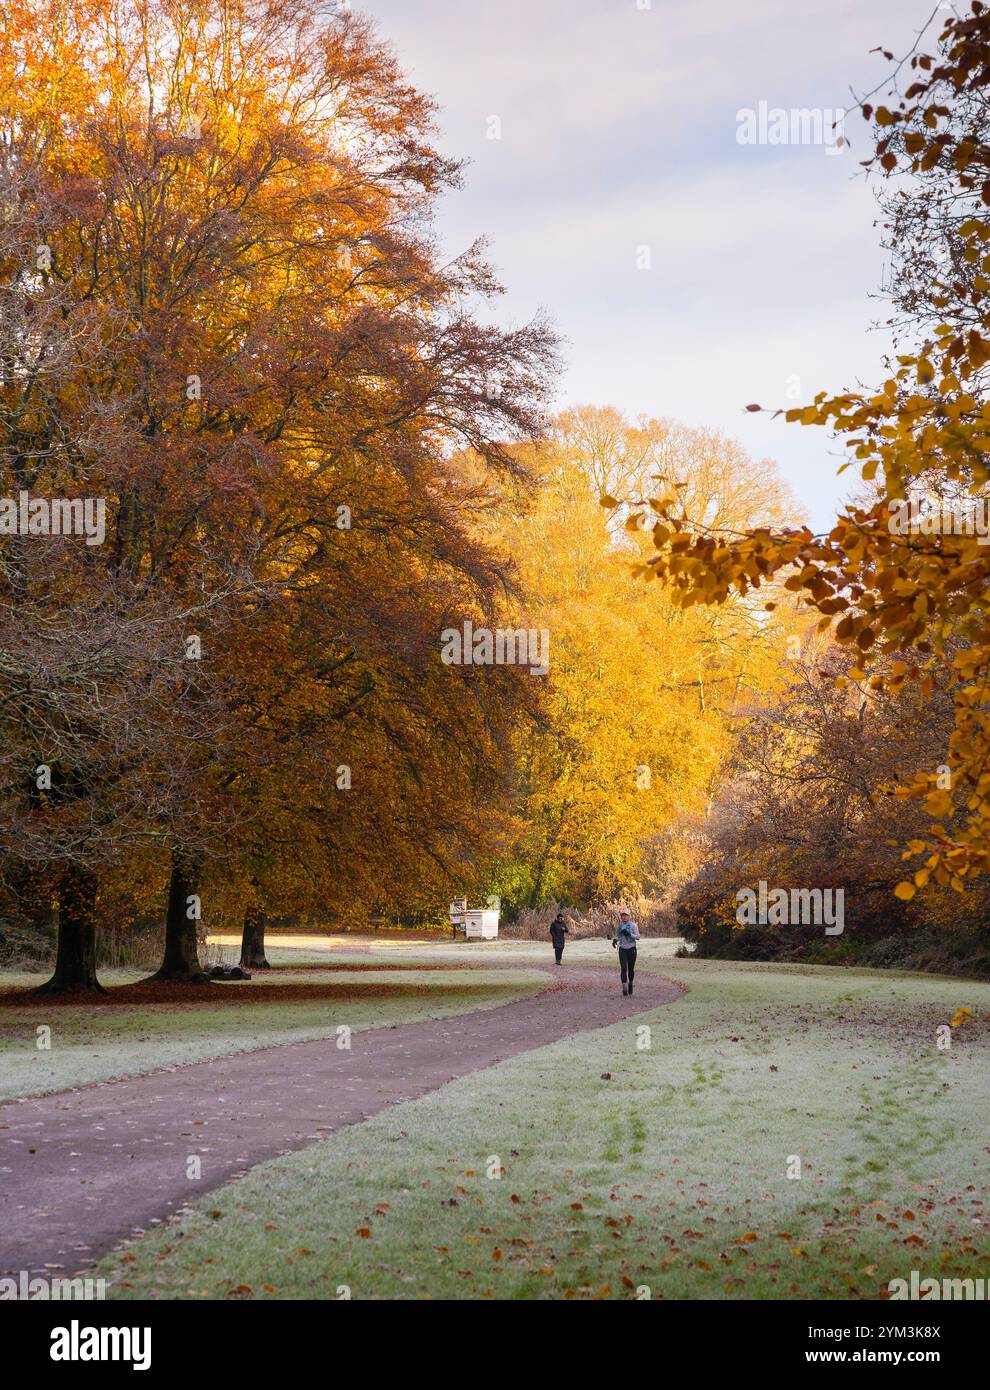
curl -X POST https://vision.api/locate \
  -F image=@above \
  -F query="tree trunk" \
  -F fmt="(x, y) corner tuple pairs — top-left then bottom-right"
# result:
(35, 866), (104, 995)
(239, 903), (270, 970)
(151, 852), (209, 983)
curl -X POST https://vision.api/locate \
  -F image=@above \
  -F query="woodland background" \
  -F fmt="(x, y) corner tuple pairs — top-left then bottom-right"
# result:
(3, 1), (990, 987)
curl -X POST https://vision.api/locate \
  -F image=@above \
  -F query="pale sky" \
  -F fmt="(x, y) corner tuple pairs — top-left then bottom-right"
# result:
(357, 0), (944, 531)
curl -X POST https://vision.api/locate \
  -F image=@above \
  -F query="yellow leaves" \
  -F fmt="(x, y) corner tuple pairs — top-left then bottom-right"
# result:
(835, 615), (855, 641)
(966, 332), (990, 371)
(916, 358), (935, 385)
(598, 493), (618, 509)
(893, 881), (916, 900)
(924, 790), (953, 819)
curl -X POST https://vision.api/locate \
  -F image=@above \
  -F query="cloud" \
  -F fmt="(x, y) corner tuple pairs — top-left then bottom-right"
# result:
(358, 0), (940, 528)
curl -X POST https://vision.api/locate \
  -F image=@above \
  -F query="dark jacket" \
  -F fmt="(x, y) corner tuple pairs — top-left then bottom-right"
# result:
(549, 917), (569, 944)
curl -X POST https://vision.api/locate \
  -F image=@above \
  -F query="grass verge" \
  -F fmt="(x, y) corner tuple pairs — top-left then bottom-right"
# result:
(98, 947), (990, 1300)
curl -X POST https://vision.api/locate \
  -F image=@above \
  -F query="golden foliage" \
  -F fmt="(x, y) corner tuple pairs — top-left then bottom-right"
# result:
(635, 10), (990, 895)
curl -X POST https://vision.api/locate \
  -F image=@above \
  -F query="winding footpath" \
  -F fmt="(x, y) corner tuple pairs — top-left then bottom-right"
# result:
(0, 960), (683, 1278)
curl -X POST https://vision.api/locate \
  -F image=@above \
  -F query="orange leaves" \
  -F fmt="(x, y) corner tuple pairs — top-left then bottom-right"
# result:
(0, 0), (568, 944)
(638, 186), (990, 889)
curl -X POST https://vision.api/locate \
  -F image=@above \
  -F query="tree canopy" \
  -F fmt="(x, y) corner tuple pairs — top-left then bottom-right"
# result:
(631, 5), (990, 903)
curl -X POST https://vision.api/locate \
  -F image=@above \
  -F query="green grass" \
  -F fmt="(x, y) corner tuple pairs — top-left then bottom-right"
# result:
(0, 964), (545, 1101)
(97, 944), (990, 1300)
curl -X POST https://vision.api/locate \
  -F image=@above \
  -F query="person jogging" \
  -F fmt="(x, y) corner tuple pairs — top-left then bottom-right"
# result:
(611, 909), (640, 995)
(549, 913), (570, 964)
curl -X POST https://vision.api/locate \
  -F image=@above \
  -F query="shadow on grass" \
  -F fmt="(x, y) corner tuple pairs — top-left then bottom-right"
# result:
(0, 970), (546, 1011)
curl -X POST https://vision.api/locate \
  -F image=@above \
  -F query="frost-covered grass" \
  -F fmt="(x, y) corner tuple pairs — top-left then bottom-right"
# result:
(0, 964), (544, 1101)
(211, 933), (686, 968)
(100, 952), (990, 1300)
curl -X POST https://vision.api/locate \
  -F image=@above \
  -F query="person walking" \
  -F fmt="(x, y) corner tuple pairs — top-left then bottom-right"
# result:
(612, 909), (640, 995)
(549, 913), (570, 964)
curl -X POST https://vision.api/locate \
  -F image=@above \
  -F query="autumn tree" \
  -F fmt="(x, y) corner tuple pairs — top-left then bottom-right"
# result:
(632, 6), (990, 905)
(0, 555), (246, 992)
(674, 639), (983, 957)
(0, 0), (557, 983)
(480, 408), (800, 911)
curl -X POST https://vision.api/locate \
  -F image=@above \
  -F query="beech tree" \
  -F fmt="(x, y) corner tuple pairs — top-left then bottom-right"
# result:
(676, 641), (973, 955)
(480, 408), (800, 909)
(0, 564), (243, 991)
(632, 6), (990, 900)
(0, 0), (557, 984)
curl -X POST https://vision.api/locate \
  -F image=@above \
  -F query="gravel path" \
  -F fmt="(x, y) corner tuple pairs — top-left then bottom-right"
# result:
(0, 961), (683, 1278)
